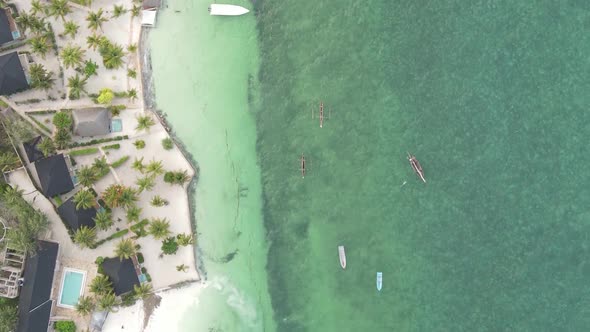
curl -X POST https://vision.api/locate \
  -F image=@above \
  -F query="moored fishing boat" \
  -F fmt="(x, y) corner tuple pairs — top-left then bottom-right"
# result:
(300, 153), (306, 178)
(407, 152), (426, 183)
(376, 272), (382, 291)
(208, 4), (250, 16)
(338, 245), (346, 269)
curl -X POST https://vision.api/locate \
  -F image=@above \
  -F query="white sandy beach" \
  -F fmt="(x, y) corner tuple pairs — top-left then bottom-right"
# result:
(103, 282), (204, 332)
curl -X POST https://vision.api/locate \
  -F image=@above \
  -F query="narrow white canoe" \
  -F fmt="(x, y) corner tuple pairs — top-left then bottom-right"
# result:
(338, 246), (346, 269)
(376, 272), (382, 291)
(209, 4), (250, 16)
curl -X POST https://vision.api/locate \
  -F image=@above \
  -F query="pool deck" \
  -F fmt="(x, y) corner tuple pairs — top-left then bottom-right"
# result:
(51, 258), (99, 325)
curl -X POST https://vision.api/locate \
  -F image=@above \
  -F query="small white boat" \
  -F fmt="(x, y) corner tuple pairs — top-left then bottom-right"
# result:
(209, 4), (250, 16)
(376, 272), (382, 291)
(338, 246), (346, 269)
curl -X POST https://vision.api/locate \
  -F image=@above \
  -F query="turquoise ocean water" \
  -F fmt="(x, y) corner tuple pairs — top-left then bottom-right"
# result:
(153, 1), (590, 331)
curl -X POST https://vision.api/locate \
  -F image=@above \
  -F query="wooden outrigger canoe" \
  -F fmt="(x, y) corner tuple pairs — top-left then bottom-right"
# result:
(407, 152), (426, 183)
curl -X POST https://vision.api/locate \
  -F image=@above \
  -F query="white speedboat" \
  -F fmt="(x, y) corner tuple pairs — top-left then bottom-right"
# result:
(338, 246), (346, 269)
(209, 4), (250, 16)
(376, 272), (382, 291)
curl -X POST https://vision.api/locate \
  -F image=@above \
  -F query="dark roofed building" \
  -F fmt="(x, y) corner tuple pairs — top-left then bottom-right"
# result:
(57, 196), (97, 231)
(23, 136), (45, 163)
(17, 240), (58, 332)
(0, 10), (14, 46)
(34, 154), (74, 197)
(0, 52), (29, 96)
(101, 257), (140, 295)
(72, 108), (111, 137)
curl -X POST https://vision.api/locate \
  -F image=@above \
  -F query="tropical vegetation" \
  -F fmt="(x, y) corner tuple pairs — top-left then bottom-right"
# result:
(75, 296), (95, 316)
(161, 236), (179, 255)
(77, 165), (97, 187)
(164, 170), (190, 186)
(63, 21), (79, 39)
(29, 64), (54, 90)
(67, 74), (88, 100)
(125, 205), (141, 223)
(136, 175), (155, 192)
(48, 0), (72, 21)
(114, 238), (137, 260)
(148, 218), (171, 240)
(86, 9), (108, 31)
(90, 275), (113, 295)
(38, 137), (55, 157)
(53, 320), (76, 332)
(135, 115), (155, 132)
(150, 195), (168, 207)
(102, 184), (138, 209)
(93, 210), (113, 231)
(61, 45), (86, 69)
(1, 185), (50, 256)
(97, 292), (120, 312)
(97, 88), (114, 104)
(73, 226), (97, 248)
(162, 137), (174, 150)
(73, 189), (95, 210)
(133, 283), (153, 300)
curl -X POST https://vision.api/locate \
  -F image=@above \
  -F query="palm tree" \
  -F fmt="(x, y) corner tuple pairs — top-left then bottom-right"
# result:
(31, 0), (46, 15)
(29, 64), (54, 90)
(61, 45), (86, 69)
(77, 165), (97, 187)
(127, 43), (137, 53)
(97, 292), (119, 312)
(131, 4), (140, 17)
(90, 275), (112, 295)
(101, 43), (125, 69)
(112, 5), (126, 18)
(176, 264), (188, 272)
(125, 205), (141, 223)
(127, 88), (138, 101)
(115, 238), (137, 260)
(135, 175), (155, 192)
(53, 128), (71, 149)
(119, 187), (138, 209)
(93, 156), (110, 177)
(148, 218), (171, 240)
(63, 21), (79, 39)
(29, 16), (48, 34)
(73, 226), (97, 248)
(145, 159), (164, 176)
(67, 74), (87, 100)
(37, 137), (55, 157)
(102, 184), (123, 208)
(93, 210), (113, 231)
(29, 36), (50, 59)
(15, 13), (33, 33)
(2, 185), (23, 205)
(75, 295), (95, 316)
(133, 283), (152, 300)
(49, 0), (71, 21)
(0, 152), (18, 172)
(53, 111), (72, 129)
(86, 9), (107, 31)
(135, 115), (155, 132)
(86, 34), (105, 50)
(73, 189), (95, 210)
(150, 195), (168, 207)
(131, 157), (144, 173)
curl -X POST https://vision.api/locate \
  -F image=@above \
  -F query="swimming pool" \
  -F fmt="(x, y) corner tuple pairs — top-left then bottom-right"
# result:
(58, 268), (86, 308)
(111, 119), (123, 132)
